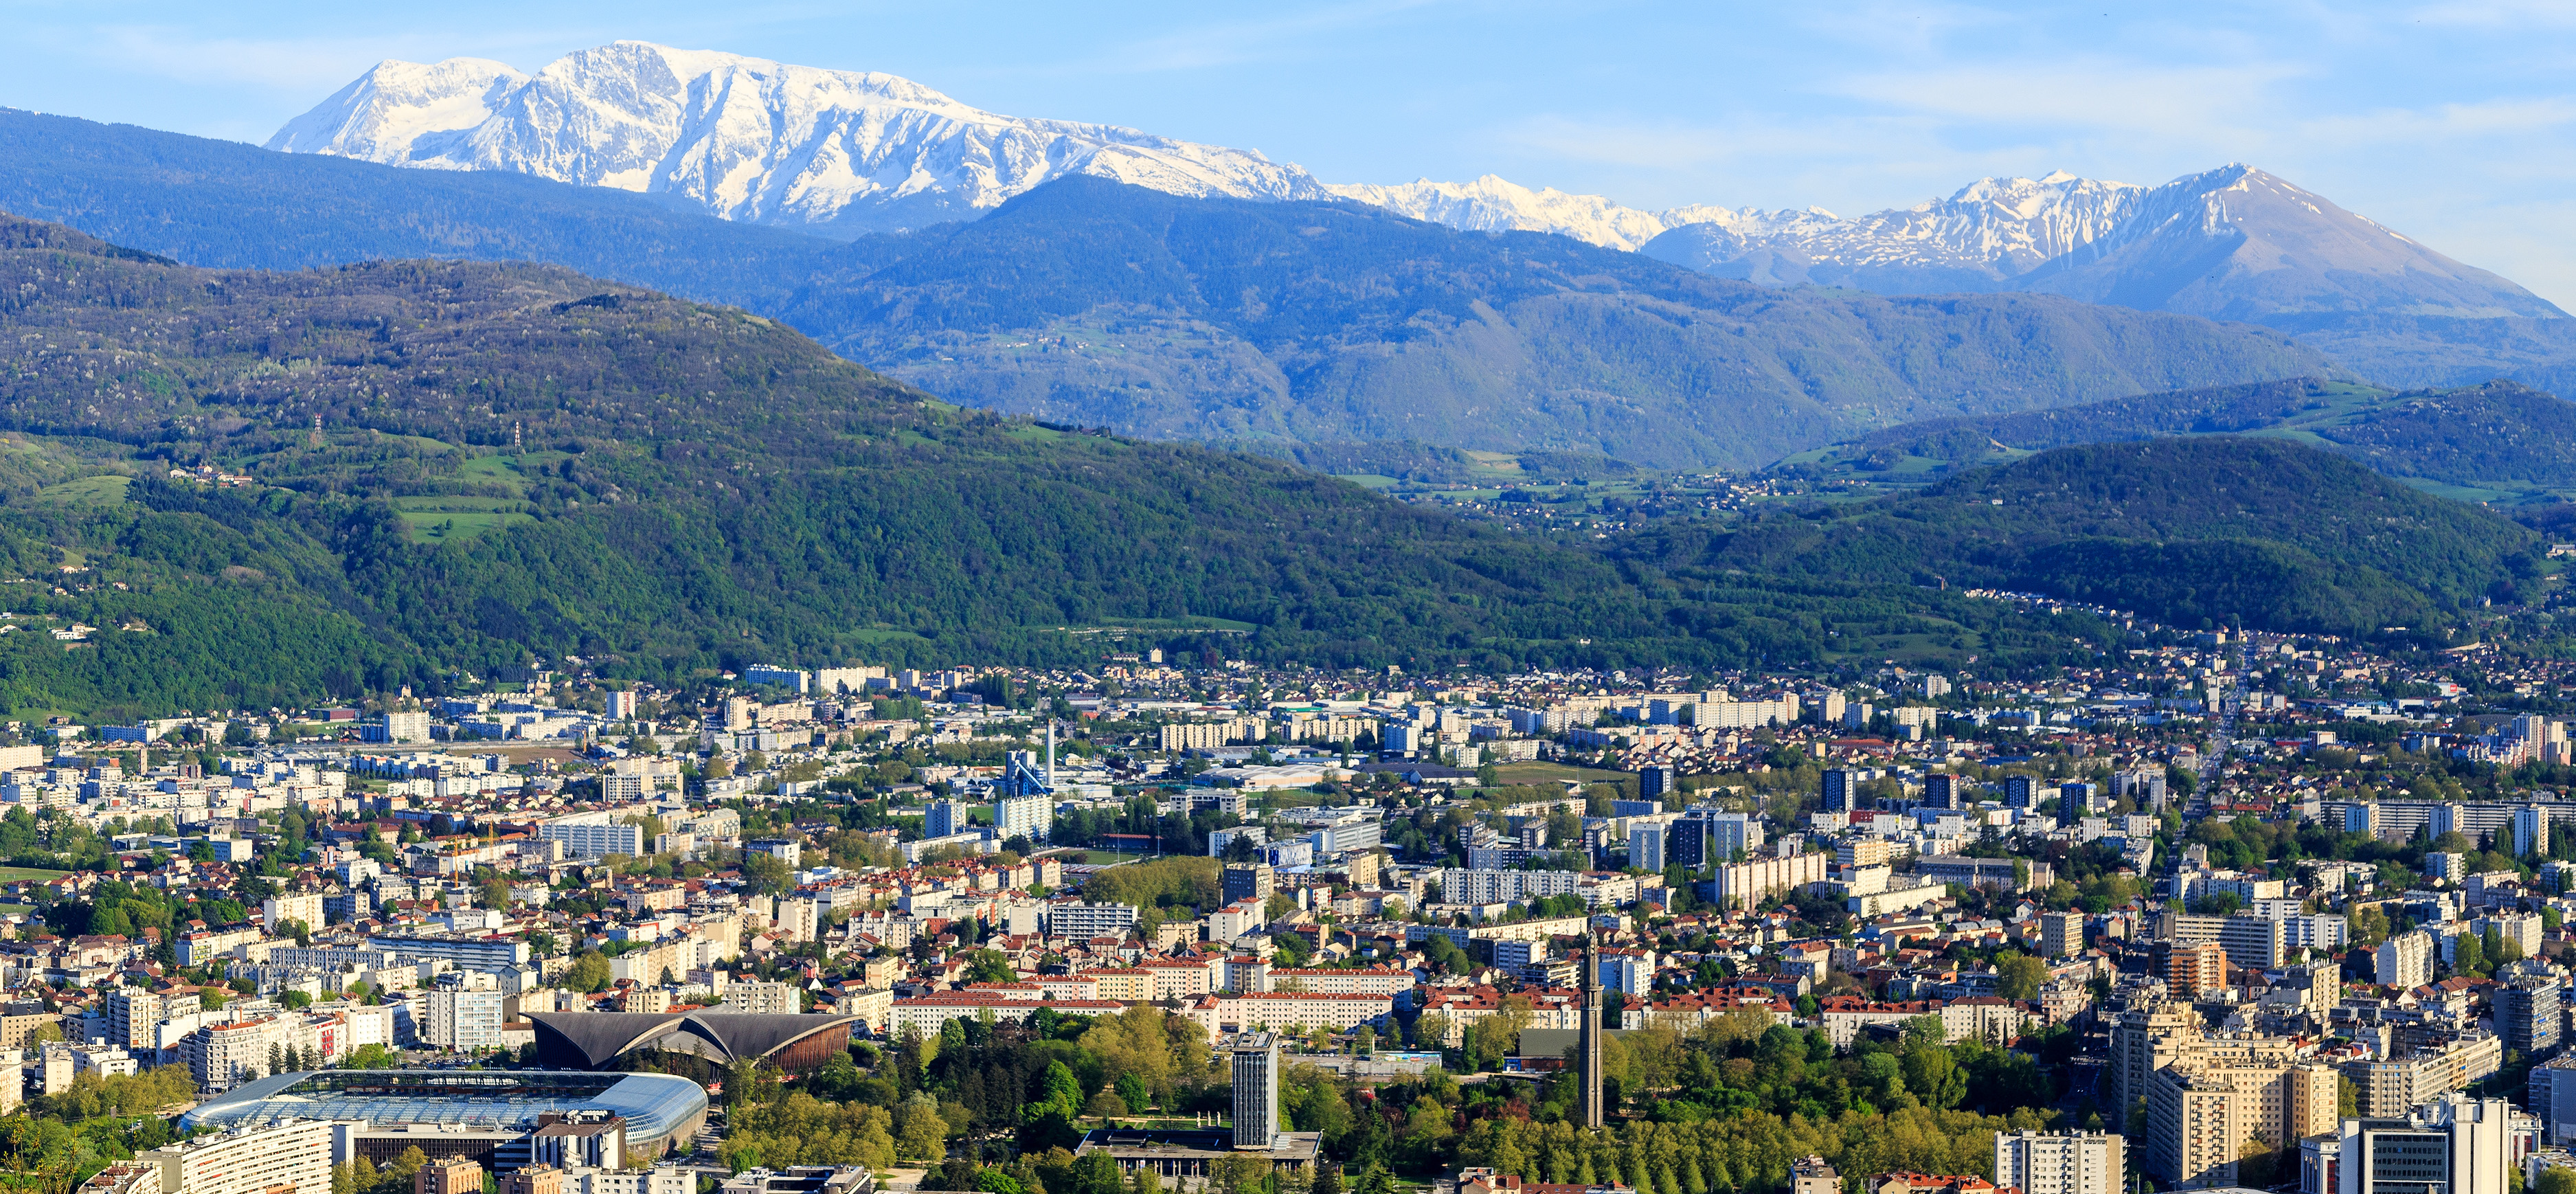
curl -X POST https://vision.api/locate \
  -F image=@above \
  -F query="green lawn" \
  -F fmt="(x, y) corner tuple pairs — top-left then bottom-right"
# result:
(1050, 849), (1155, 864)
(0, 866), (69, 882)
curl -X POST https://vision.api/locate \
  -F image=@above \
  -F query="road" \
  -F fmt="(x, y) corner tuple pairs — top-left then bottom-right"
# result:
(2197, 638), (2248, 804)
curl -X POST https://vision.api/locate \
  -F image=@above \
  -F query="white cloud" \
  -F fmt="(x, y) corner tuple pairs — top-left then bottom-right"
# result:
(2297, 96), (2576, 146)
(1827, 58), (2309, 140)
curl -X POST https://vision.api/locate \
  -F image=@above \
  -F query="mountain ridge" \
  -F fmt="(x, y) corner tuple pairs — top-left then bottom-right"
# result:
(270, 41), (1333, 236)
(0, 110), (2355, 469)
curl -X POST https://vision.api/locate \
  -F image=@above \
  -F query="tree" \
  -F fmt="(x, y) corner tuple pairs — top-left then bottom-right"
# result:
(967, 950), (1017, 987)
(896, 1099), (949, 1162)
(1995, 951), (2049, 1001)
(745, 853), (793, 895)
(1114, 1072), (1150, 1113)
(565, 951), (612, 993)
(1901, 1040), (1965, 1110)
(1026, 1060), (1083, 1123)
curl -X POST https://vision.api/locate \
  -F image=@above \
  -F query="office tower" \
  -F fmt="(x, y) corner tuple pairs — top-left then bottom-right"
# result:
(2059, 782), (2097, 827)
(2336, 1095), (2512, 1194)
(1629, 824), (1665, 872)
(1223, 863), (1276, 905)
(2005, 774), (2035, 809)
(1822, 769), (1854, 812)
(1638, 766), (1676, 803)
(2499, 978), (2562, 1057)
(1231, 1033), (1282, 1149)
(1923, 773), (1958, 810)
(2531, 1055), (2576, 1145)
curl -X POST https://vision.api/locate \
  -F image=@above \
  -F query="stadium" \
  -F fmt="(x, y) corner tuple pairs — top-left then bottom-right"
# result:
(179, 1069), (710, 1166)
(526, 1011), (865, 1073)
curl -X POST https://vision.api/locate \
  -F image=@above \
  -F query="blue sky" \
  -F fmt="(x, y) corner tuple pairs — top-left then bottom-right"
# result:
(9, 0), (2576, 304)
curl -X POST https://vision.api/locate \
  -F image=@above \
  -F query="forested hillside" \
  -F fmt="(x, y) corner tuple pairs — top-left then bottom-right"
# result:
(0, 210), (2182, 716)
(789, 179), (2337, 468)
(1781, 376), (2576, 500)
(0, 113), (2337, 471)
(1624, 439), (2542, 636)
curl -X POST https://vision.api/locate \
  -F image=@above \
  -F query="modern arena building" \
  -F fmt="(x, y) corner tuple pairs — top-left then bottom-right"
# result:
(179, 1069), (710, 1167)
(526, 1012), (864, 1072)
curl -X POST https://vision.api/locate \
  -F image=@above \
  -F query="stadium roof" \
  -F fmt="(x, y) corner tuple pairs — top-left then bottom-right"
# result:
(179, 1069), (708, 1148)
(527, 1011), (863, 1069)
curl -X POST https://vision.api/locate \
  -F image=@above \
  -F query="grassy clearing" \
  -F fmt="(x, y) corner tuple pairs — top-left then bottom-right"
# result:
(456, 451), (572, 495)
(1487, 761), (1631, 786)
(398, 510), (534, 544)
(32, 475), (132, 508)
(0, 866), (70, 882)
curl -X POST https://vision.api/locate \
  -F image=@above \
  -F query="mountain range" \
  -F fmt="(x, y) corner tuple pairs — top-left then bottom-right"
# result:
(270, 43), (2576, 398)
(0, 111), (2329, 469)
(269, 41), (1330, 236)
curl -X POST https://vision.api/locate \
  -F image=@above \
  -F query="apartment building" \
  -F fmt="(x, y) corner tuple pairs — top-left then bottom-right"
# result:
(1994, 1131), (2125, 1194)
(2145, 1059), (2338, 1186)
(142, 1120), (335, 1194)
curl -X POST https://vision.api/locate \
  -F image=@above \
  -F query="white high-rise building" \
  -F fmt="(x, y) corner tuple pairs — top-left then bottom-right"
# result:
(424, 988), (506, 1052)
(1043, 902), (1139, 940)
(538, 820), (644, 859)
(2377, 931), (2434, 990)
(719, 981), (801, 1016)
(142, 1119), (335, 1194)
(1996, 1131), (2126, 1194)
(993, 793), (1050, 842)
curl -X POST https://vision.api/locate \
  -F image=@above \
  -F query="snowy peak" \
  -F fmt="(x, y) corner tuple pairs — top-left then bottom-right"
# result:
(2017, 164), (2564, 321)
(267, 56), (528, 161)
(270, 41), (1331, 235)
(1320, 174), (1696, 251)
(1336, 168), (2154, 273)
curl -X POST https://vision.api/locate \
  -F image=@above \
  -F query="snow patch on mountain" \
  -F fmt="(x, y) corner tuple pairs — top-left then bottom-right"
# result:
(269, 41), (1332, 234)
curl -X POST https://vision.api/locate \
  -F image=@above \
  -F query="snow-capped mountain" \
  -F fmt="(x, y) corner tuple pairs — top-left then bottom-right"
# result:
(268, 45), (2562, 331)
(1318, 175), (1748, 251)
(2005, 166), (2565, 321)
(270, 42), (1332, 235)
(1331, 170), (2147, 269)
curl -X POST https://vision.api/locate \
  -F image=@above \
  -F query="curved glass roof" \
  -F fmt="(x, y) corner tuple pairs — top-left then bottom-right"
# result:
(179, 1070), (709, 1146)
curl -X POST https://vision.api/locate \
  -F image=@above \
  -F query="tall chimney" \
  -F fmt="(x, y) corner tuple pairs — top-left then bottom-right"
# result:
(1580, 927), (1604, 1127)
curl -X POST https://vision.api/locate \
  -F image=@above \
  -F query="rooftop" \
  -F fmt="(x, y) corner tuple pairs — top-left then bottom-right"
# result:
(179, 1069), (707, 1148)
